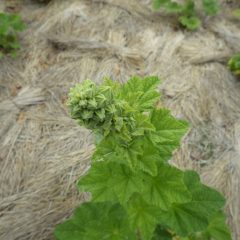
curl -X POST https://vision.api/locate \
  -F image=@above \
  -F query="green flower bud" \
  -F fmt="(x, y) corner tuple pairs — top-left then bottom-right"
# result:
(95, 94), (107, 107)
(67, 79), (135, 138)
(95, 109), (105, 121)
(107, 104), (117, 115)
(114, 117), (123, 131)
(78, 100), (87, 107)
(81, 110), (93, 120)
(88, 99), (98, 109)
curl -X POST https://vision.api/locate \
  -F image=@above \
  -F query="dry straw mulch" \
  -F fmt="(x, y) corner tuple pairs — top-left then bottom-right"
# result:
(0, 0), (240, 239)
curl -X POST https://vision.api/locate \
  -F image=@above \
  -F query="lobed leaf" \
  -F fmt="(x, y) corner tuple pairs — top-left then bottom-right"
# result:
(158, 171), (226, 236)
(142, 162), (191, 209)
(135, 138), (159, 176)
(203, 211), (232, 240)
(79, 161), (146, 204)
(78, 162), (118, 202)
(55, 202), (135, 240)
(150, 109), (189, 162)
(120, 76), (161, 112)
(126, 194), (161, 240)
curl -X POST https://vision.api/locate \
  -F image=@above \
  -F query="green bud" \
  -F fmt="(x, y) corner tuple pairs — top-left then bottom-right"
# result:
(114, 117), (123, 131)
(67, 79), (136, 138)
(107, 104), (117, 114)
(88, 99), (98, 109)
(95, 109), (105, 121)
(95, 94), (107, 107)
(81, 110), (93, 120)
(79, 100), (87, 107)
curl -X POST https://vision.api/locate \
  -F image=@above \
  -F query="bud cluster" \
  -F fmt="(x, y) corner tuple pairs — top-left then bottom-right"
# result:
(67, 80), (134, 136)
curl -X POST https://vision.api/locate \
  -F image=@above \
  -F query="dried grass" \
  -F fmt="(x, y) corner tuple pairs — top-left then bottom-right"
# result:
(1, 0), (240, 239)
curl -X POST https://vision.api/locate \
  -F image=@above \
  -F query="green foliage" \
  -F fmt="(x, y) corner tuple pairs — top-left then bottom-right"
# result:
(228, 54), (240, 76)
(152, 0), (220, 30)
(55, 76), (231, 240)
(233, 9), (240, 17)
(0, 12), (25, 58)
(68, 79), (136, 141)
(157, 171), (226, 236)
(55, 202), (135, 240)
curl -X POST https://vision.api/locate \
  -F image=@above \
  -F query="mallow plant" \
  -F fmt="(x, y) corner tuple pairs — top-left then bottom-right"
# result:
(153, 0), (220, 30)
(54, 76), (231, 240)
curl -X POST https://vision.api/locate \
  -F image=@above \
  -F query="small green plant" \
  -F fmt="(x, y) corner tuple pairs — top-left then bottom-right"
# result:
(153, 0), (220, 30)
(233, 9), (240, 17)
(0, 12), (25, 58)
(55, 76), (231, 240)
(228, 54), (240, 76)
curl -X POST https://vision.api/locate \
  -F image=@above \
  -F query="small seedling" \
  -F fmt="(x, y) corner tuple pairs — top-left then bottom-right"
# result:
(153, 0), (220, 30)
(228, 54), (240, 76)
(0, 12), (25, 58)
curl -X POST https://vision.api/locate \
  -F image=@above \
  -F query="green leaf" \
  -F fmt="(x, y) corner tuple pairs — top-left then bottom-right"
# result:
(111, 163), (146, 204)
(94, 134), (160, 176)
(204, 211), (232, 240)
(120, 76), (160, 112)
(9, 14), (26, 31)
(136, 138), (159, 176)
(93, 134), (162, 176)
(202, 0), (219, 15)
(78, 162), (118, 202)
(165, 1), (183, 13)
(159, 203), (208, 236)
(79, 162), (145, 204)
(92, 135), (119, 161)
(151, 225), (173, 240)
(142, 162), (191, 209)
(179, 15), (201, 30)
(150, 109), (188, 162)
(55, 202), (135, 240)
(55, 219), (85, 240)
(184, 171), (226, 215)
(93, 134), (144, 169)
(152, 0), (169, 10)
(127, 194), (161, 240)
(132, 113), (155, 137)
(158, 171), (226, 236)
